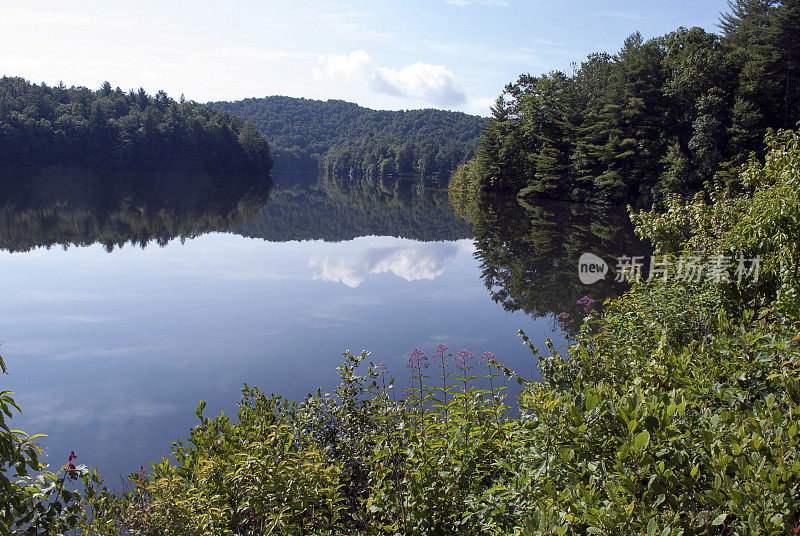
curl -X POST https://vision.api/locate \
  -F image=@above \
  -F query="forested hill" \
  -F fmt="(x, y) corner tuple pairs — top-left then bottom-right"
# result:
(208, 96), (487, 181)
(0, 77), (273, 175)
(451, 0), (800, 206)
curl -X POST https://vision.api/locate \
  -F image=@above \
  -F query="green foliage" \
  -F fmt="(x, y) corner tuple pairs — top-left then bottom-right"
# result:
(454, 1), (800, 206)
(632, 128), (800, 323)
(111, 348), (513, 535)
(209, 96), (486, 180)
(0, 77), (272, 175)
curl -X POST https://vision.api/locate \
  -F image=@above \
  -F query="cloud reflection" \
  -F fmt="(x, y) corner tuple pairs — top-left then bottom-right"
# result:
(309, 241), (465, 288)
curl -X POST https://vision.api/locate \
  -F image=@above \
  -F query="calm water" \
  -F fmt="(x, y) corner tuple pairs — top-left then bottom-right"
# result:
(0, 169), (644, 484)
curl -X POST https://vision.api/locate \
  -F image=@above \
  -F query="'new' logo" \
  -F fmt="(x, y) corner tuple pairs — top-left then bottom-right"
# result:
(578, 253), (608, 284)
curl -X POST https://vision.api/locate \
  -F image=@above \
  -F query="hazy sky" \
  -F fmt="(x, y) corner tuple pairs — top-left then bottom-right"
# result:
(1, 1), (729, 115)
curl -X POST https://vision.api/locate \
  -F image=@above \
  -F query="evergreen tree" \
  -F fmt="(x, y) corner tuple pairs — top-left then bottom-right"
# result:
(451, 1), (799, 205)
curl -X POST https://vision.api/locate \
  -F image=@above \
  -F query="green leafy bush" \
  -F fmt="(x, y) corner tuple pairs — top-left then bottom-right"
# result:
(118, 348), (514, 535)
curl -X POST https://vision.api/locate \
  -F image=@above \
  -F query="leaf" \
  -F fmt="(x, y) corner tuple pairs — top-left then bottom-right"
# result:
(634, 430), (650, 452)
(585, 392), (600, 412)
(711, 513), (728, 526)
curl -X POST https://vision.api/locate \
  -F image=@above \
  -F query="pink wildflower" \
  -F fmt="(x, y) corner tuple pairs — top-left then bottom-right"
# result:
(408, 348), (429, 370)
(454, 350), (474, 365)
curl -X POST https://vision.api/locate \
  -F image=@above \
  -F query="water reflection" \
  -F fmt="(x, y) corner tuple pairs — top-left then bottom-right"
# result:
(0, 168), (472, 251)
(309, 239), (473, 287)
(0, 166), (272, 252)
(2, 232), (544, 484)
(233, 172), (472, 243)
(462, 194), (649, 325)
(0, 167), (648, 486)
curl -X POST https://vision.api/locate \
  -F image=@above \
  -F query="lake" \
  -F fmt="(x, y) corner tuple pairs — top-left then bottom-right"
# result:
(0, 169), (645, 484)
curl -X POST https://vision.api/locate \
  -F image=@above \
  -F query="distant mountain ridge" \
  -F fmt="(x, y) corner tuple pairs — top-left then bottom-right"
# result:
(208, 96), (487, 181)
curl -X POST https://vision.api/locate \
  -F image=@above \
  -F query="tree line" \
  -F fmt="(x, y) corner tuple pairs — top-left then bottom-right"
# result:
(451, 0), (800, 205)
(209, 96), (487, 181)
(0, 77), (273, 176)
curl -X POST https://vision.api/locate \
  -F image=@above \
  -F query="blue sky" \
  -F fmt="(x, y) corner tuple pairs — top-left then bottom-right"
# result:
(1, 0), (729, 115)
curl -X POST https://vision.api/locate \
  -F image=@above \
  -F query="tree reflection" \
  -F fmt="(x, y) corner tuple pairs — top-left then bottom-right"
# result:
(0, 166), (272, 252)
(463, 194), (649, 327)
(232, 173), (472, 243)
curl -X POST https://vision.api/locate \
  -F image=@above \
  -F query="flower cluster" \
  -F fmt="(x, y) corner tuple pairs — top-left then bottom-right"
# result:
(454, 349), (474, 366)
(135, 465), (148, 494)
(434, 344), (451, 368)
(408, 348), (429, 371)
(478, 351), (495, 366)
(557, 312), (574, 329)
(375, 362), (388, 375)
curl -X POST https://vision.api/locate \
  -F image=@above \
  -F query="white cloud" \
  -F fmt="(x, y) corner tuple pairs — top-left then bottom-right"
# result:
(52, 314), (113, 324)
(3, 339), (163, 361)
(316, 50), (374, 82)
(0, 5), (310, 103)
(303, 2), (395, 43)
(376, 62), (466, 105)
(1, 6), (140, 30)
(15, 391), (181, 427)
(312, 10), (394, 42)
(308, 242), (461, 288)
(315, 50), (466, 107)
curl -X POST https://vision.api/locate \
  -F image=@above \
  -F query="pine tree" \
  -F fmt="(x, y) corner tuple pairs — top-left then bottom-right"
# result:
(771, 0), (800, 127)
(718, 0), (776, 46)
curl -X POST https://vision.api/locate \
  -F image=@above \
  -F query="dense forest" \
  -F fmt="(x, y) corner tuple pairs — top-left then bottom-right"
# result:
(0, 77), (273, 175)
(451, 0), (800, 205)
(208, 96), (486, 181)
